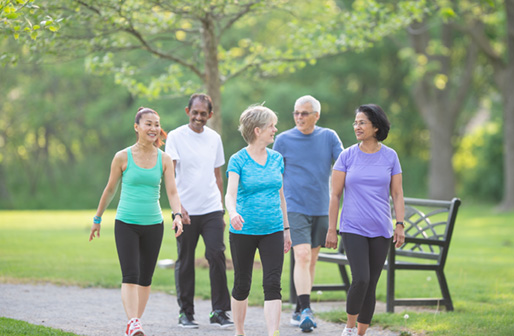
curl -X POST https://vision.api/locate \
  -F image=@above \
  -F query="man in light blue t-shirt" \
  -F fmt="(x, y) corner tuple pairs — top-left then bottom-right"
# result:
(273, 95), (343, 332)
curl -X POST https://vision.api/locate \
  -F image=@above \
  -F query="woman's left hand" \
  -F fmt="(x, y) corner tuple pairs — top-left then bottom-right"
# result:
(173, 218), (183, 237)
(393, 225), (405, 248)
(283, 230), (292, 253)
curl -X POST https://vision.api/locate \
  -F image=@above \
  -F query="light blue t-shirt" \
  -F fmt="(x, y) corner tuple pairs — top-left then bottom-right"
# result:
(226, 147), (284, 235)
(273, 126), (343, 216)
(333, 143), (402, 238)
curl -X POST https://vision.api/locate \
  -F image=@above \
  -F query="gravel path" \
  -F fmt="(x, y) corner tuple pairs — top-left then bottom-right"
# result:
(0, 283), (400, 336)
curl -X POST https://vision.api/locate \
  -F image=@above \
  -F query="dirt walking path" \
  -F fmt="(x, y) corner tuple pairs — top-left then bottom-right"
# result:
(0, 283), (401, 336)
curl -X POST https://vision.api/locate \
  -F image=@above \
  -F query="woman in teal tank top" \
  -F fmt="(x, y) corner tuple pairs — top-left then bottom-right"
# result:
(89, 107), (184, 336)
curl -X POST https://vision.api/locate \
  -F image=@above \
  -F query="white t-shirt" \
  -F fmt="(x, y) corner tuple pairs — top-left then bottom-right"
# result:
(165, 125), (225, 215)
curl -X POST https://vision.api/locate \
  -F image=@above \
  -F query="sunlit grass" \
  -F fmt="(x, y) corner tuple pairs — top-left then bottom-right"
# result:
(1, 203), (514, 335)
(0, 317), (78, 336)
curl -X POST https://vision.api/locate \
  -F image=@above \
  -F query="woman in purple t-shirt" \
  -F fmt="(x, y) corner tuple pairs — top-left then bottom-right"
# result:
(326, 104), (405, 336)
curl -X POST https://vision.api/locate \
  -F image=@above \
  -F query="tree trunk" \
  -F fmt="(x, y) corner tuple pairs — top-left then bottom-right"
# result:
(0, 163), (12, 208)
(408, 20), (475, 200)
(201, 13), (223, 134)
(499, 77), (514, 210)
(427, 119), (456, 199)
(498, 0), (514, 210)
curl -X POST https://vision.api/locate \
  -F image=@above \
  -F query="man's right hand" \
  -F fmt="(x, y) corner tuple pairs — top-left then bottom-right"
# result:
(181, 205), (191, 224)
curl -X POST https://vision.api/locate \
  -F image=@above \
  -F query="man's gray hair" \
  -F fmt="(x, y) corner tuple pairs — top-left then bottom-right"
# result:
(294, 95), (321, 114)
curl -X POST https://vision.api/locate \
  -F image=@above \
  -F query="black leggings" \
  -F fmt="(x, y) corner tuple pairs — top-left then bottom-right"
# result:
(230, 231), (284, 301)
(115, 220), (163, 286)
(342, 232), (391, 324)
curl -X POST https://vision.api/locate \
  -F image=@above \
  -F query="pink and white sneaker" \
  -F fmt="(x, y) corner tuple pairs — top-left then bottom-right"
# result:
(341, 326), (358, 336)
(125, 318), (145, 336)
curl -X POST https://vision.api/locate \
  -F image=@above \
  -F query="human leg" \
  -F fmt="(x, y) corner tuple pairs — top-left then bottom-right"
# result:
(230, 233), (258, 334)
(309, 215), (329, 287)
(175, 216), (201, 315)
(258, 232), (284, 335)
(137, 223), (163, 317)
(115, 221), (142, 319)
(289, 212), (313, 317)
(231, 297), (248, 336)
(264, 299), (282, 336)
(356, 236), (391, 329)
(293, 243), (318, 332)
(200, 211), (231, 312)
(341, 233), (371, 328)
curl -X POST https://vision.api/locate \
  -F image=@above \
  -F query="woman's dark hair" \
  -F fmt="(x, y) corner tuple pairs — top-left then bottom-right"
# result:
(356, 104), (390, 141)
(134, 107), (167, 147)
(188, 93), (213, 113)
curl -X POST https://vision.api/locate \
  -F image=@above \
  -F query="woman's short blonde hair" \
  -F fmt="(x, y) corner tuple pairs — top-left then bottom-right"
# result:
(238, 105), (278, 144)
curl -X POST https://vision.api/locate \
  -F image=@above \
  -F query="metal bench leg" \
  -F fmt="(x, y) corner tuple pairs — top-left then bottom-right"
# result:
(386, 245), (395, 313)
(339, 264), (351, 294)
(289, 251), (297, 304)
(436, 269), (454, 311)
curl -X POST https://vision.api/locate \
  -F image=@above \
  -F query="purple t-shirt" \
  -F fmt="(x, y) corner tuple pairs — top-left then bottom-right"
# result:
(333, 143), (402, 238)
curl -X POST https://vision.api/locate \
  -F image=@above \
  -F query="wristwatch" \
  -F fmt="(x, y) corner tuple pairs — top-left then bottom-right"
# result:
(172, 213), (183, 220)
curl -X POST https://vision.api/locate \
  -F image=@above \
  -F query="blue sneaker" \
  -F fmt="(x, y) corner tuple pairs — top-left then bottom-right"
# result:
(290, 311), (301, 326)
(299, 308), (317, 332)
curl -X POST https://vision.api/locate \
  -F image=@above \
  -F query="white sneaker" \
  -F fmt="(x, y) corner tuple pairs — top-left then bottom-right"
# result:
(341, 326), (358, 336)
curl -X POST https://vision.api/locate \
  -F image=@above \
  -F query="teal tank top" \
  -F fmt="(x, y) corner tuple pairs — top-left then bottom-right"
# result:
(116, 148), (163, 225)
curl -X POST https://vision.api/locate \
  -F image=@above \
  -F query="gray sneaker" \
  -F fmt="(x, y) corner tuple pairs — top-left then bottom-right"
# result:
(178, 313), (199, 329)
(299, 308), (317, 332)
(209, 310), (234, 328)
(290, 311), (301, 326)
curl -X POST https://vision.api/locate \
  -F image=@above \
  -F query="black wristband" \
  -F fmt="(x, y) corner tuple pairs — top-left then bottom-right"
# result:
(172, 213), (183, 220)
(284, 227), (290, 230)
(396, 221), (404, 228)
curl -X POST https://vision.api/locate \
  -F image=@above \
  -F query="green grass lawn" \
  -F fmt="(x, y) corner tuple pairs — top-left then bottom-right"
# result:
(1, 202), (513, 335)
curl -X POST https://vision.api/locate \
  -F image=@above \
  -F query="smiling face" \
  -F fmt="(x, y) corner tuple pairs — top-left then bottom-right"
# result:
(186, 98), (212, 133)
(294, 102), (319, 134)
(256, 120), (278, 146)
(135, 112), (161, 144)
(353, 112), (378, 141)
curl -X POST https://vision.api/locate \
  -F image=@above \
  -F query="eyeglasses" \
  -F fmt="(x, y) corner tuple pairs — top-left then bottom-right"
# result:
(352, 121), (370, 127)
(292, 111), (317, 117)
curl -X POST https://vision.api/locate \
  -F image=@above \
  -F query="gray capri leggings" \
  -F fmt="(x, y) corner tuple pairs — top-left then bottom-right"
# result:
(342, 232), (391, 324)
(115, 220), (163, 286)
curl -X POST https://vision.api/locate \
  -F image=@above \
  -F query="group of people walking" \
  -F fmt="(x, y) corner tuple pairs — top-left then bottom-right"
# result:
(89, 93), (405, 336)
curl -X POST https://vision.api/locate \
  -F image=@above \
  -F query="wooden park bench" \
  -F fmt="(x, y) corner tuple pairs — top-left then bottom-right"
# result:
(289, 197), (461, 313)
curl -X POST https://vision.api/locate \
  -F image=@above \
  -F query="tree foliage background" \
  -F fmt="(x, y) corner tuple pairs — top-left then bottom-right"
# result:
(0, 0), (508, 209)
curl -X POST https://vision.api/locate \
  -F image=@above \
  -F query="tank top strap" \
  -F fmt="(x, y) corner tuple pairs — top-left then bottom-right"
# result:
(126, 147), (134, 169)
(157, 149), (163, 174)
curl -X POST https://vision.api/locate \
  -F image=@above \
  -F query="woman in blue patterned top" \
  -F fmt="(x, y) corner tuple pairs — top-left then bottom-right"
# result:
(225, 105), (292, 336)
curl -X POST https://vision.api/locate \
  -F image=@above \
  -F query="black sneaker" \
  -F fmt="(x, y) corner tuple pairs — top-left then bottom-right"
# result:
(178, 313), (199, 329)
(209, 310), (234, 328)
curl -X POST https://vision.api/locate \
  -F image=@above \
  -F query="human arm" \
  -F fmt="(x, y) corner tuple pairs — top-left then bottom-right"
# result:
(325, 169), (346, 249)
(172, 159), (190, 224)
(164, 153), (183, 237)
(279, 187), (292, 253)
(89, 151), (125, 241)
(214, 166), (227, 227)
(225, 171), (244, 230)
(391, 173), (405, 248)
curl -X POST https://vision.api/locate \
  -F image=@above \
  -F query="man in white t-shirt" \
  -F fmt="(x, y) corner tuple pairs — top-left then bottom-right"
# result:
(165, 93), (232, 329)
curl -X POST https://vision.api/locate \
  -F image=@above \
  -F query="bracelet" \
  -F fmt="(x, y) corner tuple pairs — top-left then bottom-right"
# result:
(172, 213), (183, 220)
(284, 227), (290, 230)
(396, 221), (404, 228)
(93, 216), (102, 224)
